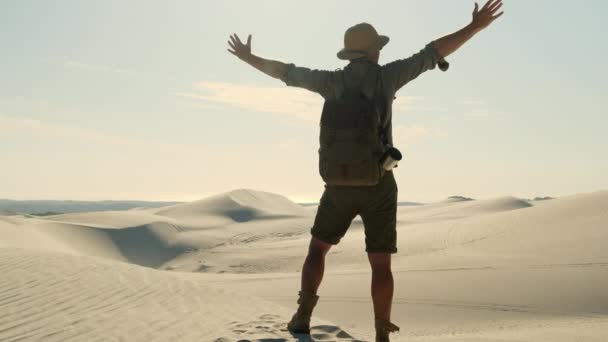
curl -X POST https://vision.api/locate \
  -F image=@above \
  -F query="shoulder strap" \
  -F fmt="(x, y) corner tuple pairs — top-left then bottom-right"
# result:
(332, 65), (390, 146)
(335, 64), (377, 98)
(371, 67), (390, 147)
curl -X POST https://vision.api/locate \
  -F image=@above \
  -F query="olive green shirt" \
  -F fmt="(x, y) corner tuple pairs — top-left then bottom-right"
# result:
(281, 43), (448, 146)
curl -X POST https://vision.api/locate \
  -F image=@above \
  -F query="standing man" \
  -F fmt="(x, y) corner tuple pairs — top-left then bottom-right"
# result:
(227, 1), (504, 341)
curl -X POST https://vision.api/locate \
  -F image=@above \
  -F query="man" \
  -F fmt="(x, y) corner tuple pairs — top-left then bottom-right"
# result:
(228, 1), (503, 341)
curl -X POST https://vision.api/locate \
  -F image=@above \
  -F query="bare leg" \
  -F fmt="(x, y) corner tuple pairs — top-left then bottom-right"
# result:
(368, 253), (394, 321)
(288, 237), (332, 333)
(301, 237), (332, 294)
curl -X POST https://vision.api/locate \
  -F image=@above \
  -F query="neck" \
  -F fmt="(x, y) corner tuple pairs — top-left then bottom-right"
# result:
(349, 58), (376, 64)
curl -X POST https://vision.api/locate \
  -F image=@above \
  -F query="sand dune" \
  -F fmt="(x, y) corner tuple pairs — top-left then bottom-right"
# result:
(156, 189), (312, 224)
(0, 209), (20, 216)
(1, 190), (607, 341)
(396, 196), (531, 224)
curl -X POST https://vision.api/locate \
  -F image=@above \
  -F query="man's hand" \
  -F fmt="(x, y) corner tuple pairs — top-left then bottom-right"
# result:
(471, 0), (504, 31)
(226, 33), (287, 80)
(432, 0), (504, 58)
(227, 33), (252, 61)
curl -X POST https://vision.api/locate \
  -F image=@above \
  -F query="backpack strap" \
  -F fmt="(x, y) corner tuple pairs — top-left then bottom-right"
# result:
(332, 65), (390, 147)
(343, 66), (377, 98)
(366, 66), (391, 147)
(332, 69), (346, 100)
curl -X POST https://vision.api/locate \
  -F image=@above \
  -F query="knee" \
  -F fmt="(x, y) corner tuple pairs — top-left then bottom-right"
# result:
(307, 248), (326, 262)
(307, 238), (331, 261)
(371, 265), (392, 276)
(369, 260), (392, 277)
(368, 254), (391, 271)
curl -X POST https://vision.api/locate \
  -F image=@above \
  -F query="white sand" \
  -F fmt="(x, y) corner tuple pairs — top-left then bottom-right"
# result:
(1, 189), (607, 341)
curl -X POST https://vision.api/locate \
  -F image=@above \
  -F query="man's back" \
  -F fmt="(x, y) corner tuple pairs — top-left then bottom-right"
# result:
(281, 43), (446, 146)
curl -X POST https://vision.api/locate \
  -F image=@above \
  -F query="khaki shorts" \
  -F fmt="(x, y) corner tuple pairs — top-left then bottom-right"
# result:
(311, 171), (398, 253)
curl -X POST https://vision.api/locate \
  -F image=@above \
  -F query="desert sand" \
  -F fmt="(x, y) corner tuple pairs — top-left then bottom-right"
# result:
(1, 189), (607, 341)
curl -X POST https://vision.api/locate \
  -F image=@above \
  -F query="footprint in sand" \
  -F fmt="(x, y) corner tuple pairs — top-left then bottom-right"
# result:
(223, 314), (364, 341)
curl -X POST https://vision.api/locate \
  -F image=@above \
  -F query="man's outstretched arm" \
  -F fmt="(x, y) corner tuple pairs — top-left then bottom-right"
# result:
(228, 33), (333, 97)
(381, 0), (504, 92)
(227, 34), (286, 80)
(432, 0), (504, 58)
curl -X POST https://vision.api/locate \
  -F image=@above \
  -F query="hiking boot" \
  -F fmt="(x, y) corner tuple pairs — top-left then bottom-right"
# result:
(287, 291), (319, 334)
(375, 318), (400, 342)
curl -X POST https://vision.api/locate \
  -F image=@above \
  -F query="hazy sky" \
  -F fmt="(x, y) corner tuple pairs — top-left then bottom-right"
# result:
(1, 0), (606, 202)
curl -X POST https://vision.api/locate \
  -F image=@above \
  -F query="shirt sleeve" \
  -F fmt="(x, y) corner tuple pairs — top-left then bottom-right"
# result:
(281, 64), (334, 98)
(381, 43), (449, 92)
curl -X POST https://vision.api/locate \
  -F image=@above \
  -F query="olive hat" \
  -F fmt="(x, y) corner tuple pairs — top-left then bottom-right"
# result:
(337, 23), (389, 60)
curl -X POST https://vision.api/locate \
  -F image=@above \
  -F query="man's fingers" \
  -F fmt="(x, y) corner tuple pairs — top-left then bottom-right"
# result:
(247, 34), (252, 47)
(492, 11), (504, 20)
(227, 49), (237, 56)
(228, 41), (236, 50)
(230, 34), (240, 46)
(474, 2), (479, 14)
(490, 3), (503, 15)
(489, 1), (503, 13)
(230, 35), (239, 47)
(234, 34), (243, 45)
(481, 0), (495, 11)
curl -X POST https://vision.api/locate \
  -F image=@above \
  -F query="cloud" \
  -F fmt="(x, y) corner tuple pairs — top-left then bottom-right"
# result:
(393, 124), (448, 146)
(392, 96), (423, 112)
(0, 115), (196, 151)
(460, 97), (505, 120)
(63, 61), (134, 75)
(180, 81), (429, 122)
(464, 109), (491, 118)
(390, 96), (450, 114)
(178, 81), (324, 122)
(462, 97), (486, 106)
(0, 115), (128, 145)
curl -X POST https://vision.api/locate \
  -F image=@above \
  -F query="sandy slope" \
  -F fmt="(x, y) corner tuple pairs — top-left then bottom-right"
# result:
(0, 247), (361, 342)
(199, 192), (608, 340)
(1, 189), (607, 341)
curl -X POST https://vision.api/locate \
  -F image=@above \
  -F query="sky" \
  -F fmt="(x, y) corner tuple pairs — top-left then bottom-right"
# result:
(1, 0), (606, 203)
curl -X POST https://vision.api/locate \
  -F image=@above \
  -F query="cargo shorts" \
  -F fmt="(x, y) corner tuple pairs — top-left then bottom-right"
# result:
(310, 171), (398, 253)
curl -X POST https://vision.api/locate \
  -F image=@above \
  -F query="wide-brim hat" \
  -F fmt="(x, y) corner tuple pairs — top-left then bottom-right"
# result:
(337, 23), (390, 60)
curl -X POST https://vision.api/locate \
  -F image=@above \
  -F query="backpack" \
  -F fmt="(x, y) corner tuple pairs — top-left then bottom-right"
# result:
(318, 65), (389, 186)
